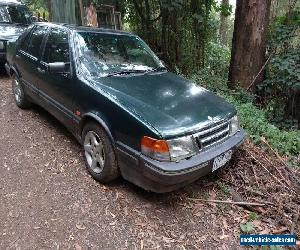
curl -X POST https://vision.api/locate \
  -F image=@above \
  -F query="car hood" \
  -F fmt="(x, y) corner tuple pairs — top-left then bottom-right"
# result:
(92, 72), (236, 138)
(0, 24), (27, 41)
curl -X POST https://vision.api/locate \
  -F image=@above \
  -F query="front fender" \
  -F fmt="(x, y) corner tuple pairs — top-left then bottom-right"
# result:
(9, 64), (21, 78)
(79, 112), (114, 144)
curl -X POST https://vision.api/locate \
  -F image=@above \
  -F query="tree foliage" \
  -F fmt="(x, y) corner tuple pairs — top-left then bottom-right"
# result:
(122, 0), (229, 74)
(23, 0), (49, 18)
(258, 7), (300, 129)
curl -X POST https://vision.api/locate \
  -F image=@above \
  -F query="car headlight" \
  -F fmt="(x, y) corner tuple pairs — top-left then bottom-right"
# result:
(230, 115), (240, 135)
(167, 135), (198, 161)
(141, 135), (198, 162)
(0, 41), (4, 51)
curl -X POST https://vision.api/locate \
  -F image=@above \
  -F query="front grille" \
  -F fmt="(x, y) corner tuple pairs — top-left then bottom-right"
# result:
(194, 120), (230, 150)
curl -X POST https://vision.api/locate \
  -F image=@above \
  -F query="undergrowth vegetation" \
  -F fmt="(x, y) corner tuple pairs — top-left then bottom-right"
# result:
(190, 43), (300, 158)
(258, 8), (300, 130)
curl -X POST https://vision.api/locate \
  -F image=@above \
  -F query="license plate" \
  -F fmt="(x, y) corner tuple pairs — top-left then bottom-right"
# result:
(212, 150), (232, 172)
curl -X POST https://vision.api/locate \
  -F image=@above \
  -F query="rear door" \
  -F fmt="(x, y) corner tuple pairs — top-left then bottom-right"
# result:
(15, 25), (48, 101)
(37, 28), (74, 130)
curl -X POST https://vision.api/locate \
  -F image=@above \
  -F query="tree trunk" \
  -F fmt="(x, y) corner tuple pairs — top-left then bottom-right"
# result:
(144, 0), (153, 47)
(51, 0), (77, 24)
(78, 0), (84, 25)
(228, 0), (271, 89)
(161, 6), (169, 64)
(219, 0), (229, 45)
(47, 0), (52, 22)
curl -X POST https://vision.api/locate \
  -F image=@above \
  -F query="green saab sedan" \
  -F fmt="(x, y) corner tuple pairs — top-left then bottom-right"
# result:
(6, 23), (246, 193)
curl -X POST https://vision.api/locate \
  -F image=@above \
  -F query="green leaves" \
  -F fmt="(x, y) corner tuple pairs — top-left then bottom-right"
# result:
(192, 14), (204, 23)
(161, 0), (184, 11)
(265, 47), (300, 90)
(248, 212), (258, 222)
(270, 246), (284, 250)
(240, 222), (255, 233)
(214, 2), (233, 17)
(193, 68), (300, 157)
(259, 8), (300, 133)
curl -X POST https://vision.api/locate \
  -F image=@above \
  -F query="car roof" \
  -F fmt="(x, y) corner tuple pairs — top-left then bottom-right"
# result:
(0, 0), (24, 6)
(35, 22), (134, 36)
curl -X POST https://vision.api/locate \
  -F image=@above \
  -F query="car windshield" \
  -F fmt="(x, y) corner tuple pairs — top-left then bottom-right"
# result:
(0, 5), (32, 24)
(74, 31), (165, 77)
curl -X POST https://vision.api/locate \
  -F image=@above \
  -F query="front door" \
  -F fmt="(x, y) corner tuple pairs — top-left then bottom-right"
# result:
(36, 28), (74, 130)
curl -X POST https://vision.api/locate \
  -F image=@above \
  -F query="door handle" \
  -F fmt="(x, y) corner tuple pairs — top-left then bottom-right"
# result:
(37, 67), (45, 74)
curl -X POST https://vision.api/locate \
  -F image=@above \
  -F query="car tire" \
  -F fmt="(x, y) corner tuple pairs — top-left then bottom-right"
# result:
(82, 122), (120, 183)
(12, 74), (31, 109)
(0, 63), (5, 73)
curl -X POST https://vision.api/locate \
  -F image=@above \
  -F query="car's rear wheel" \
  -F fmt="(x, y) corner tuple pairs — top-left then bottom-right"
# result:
(12, 74), (31, 109)
(82, 122), (120, 183)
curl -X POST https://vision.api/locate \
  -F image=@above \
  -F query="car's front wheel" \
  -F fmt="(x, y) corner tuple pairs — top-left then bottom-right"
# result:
(82, 122), (120, 183)
(12, 74), (31, 109)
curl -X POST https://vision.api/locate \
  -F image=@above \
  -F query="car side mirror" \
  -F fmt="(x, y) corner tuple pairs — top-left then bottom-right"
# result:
(48, 62), (69, 74)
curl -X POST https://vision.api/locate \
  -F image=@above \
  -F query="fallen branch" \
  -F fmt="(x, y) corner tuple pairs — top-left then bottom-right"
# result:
(251, 197), (275, 205)
(247, 151), (293, 193)
(231, 188), (258, 212)
(261, 137), (288, 168)
(187, 198), (269, 207)
(262, 153), (290, 183)
(261, 137), (300, 187)
(247, 54), (272, 91)
(251, 163), (260, 187)
(272, 227), (289, 234)
(243, 186), (269, 198)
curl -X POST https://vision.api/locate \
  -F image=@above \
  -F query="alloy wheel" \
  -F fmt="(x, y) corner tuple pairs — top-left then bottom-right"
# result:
(84, 131), (106, 174)
(13, 78), (22, 104)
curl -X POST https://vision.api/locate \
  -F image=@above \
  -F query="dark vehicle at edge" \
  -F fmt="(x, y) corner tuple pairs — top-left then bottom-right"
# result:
(0, 0), (33, 68)
(5, 22), (246, 193)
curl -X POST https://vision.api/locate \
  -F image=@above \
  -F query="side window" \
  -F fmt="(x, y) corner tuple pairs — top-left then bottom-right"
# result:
(19, 27), (33, 51)
(26, 26), (48, 58)
(43, 29), (70, 63)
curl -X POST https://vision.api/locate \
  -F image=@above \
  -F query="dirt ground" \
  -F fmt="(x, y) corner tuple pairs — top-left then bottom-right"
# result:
(0, 72), (299, 250)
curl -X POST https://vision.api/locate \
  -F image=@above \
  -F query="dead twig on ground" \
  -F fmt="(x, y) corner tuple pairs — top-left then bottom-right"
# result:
(261, 137), (300, 187)
(261, 137), (288, 167)
(247, 151), (294, 193)
(187, 198), (270, 207)
(291, 208), (299, 235)
(272, 227), (289, 234)
(251, 163), (260, 187)
(230, 189), (257, 212)
(261, 153), (291, 186)
(242, 187), (269, 199)
(220, 141), (300, 238)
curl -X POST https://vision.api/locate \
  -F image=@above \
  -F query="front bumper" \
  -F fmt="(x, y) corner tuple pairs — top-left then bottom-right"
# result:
(116, 129), (246, 193)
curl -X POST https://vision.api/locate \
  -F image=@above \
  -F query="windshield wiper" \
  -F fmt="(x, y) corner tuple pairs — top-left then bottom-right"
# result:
(14, 22), (30, 25)
(106, 70), (147, 77)
(146, 67), (167, 74)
